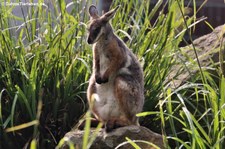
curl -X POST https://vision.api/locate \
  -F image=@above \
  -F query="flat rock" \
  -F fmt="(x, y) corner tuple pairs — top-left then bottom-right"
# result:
(59, 125), (164, 149)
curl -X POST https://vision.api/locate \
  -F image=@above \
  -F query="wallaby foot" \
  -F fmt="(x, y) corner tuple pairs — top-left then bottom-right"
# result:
(77, 118), (102, 130)
(105, 119), (129, 132)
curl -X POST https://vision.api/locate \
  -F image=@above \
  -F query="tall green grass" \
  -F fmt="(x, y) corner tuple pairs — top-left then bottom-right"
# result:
(0, 0), (224, 148)
(0, 0), (91, 148)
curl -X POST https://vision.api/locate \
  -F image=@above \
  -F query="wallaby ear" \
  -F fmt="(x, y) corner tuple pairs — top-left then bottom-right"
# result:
(89, 5), (99, 19)
(101, 5), (120, 22)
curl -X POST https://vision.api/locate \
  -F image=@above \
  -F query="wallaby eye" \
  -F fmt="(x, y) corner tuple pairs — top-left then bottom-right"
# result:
(93, 26), (101, 36)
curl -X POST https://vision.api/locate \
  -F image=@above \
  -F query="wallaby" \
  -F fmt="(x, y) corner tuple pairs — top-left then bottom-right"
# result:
(86, 5), (144, 132)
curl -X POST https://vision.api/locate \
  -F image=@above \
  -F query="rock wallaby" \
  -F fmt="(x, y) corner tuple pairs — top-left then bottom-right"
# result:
(87, 5), (144, 132)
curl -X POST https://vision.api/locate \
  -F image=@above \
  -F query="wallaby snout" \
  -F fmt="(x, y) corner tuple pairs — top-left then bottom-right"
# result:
(87, 25), (102, 44)
(87, 35), (94, 44)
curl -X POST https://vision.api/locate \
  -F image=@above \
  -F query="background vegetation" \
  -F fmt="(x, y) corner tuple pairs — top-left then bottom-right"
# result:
(0, 0), (224, 148)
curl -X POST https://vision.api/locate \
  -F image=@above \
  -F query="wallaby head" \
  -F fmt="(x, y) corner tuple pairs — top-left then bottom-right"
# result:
(87, 5), (120, 44)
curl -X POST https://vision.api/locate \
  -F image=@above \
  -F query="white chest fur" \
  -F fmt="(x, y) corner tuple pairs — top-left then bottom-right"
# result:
(94, 43), (110, 77)
(99, 52), (109, 76)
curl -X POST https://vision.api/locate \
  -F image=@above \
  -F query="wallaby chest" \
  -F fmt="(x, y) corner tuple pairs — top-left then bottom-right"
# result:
(94, 44), (111, 76)
(94, 81), (122, 121)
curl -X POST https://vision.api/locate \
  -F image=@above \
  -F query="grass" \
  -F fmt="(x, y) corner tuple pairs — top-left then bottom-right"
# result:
(0, 0), (225, 148)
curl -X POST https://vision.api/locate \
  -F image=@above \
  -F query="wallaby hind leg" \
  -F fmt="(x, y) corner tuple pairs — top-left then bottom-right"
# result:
(114, 75), (144, 125)
(105, 118), (131, 132)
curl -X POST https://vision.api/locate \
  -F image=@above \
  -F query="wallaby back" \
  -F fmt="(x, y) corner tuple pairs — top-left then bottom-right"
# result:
(86, 5), (144, 132)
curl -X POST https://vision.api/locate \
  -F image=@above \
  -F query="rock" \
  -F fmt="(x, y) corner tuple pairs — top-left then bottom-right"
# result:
(59, 125), (164, 149)
(167, 24), (225, 89)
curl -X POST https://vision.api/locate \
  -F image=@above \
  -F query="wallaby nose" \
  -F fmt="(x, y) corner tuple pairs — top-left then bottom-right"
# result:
(87, 37), (93, 44)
